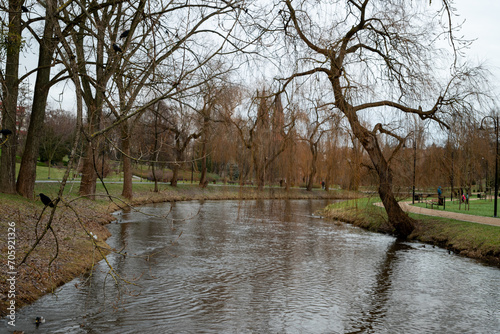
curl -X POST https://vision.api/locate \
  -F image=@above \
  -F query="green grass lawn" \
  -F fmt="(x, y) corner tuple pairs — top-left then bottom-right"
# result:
(33, 176), (201, 199)
(27, 165), (142, 182)
(23, 164), (74, 180)
(412, 198), (499, 218)
(16, 162), (220, 184)
(331, 195), (500, 220)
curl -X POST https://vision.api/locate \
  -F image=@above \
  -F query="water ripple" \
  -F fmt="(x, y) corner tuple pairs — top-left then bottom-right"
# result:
(3, 199), (499, 334)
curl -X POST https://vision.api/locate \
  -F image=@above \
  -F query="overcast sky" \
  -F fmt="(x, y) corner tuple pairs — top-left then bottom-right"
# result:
(454, 0), (500, 101)
(32, 0), (500, 111)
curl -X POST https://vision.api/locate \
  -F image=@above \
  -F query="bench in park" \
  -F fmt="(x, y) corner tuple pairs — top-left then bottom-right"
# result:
(414, 193), (434, 203)
(425, 196), (446, 210)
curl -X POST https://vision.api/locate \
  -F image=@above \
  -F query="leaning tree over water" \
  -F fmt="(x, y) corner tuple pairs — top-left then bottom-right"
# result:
(266, 0), (489, 237)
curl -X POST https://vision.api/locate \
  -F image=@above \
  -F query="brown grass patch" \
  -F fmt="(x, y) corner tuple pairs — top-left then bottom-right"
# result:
(0, 199), (113, 316)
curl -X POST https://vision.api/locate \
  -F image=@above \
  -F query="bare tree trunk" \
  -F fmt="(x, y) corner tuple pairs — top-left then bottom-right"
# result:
(171, 163), (179, 187)
(351, 119), (415, 237)
(78, 99), (104, 197)
(121, 123), (132, 199)
(78, 8), (106, 198)
(170, 139), (181, 187)
(199, 142), (207, 188)
(199, 116), (209, 188)
(377, 163), (415, 236)
(306, 164), (316, 191)
(327, 63), (416, 236)
(80, 144), (98, 198)
(48, 158), (52, 179)
(450, 151), (455, 201)
(170, 136), (181, 187)
(17, 0), (57, 198)
(306, 143), (318, 191)
(325, 161), (334, 191)
(170, 131), (199, 187)
(0, 0), (22, 194)
(150, 110), (159, 192)
(252, 149), (264, 190)
(150, 161), (158, 192)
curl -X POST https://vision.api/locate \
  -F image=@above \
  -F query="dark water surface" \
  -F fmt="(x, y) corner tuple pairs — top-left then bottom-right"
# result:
(4, 199), (500, 333)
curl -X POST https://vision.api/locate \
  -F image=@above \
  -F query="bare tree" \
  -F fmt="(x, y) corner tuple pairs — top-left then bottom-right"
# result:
(0, 0), (23, 194)
(16, 0), (61, 198)
(196, 90), (217, 188)
(273, 0), (488, 236)
(229, 89), (294, 190)
(297, 103), (334, 191)
(162, 102), (201, 187)
(138, 103), (173, 192)
(39, 108), (75, 179)
(54, 0), (249, 198)
(192, 80), (239, 187)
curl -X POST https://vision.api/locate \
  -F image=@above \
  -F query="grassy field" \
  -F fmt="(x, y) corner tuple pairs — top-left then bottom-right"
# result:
(412, 197), (498, 217)
(16, 162), (221, 183)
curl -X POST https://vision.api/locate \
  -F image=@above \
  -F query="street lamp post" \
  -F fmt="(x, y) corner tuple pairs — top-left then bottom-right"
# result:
(404, 136), (417, 204)
(480, 115), (499, 218)
(412, 138), (416, 204)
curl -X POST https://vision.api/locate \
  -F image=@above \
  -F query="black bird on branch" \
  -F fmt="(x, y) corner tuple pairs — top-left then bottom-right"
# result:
(119, 30), (130, 39)
(39, 193), (55, 208)
(0, 129), (12, 146)
(0, 129), (12, 136)
(21, 5), (29, 13)
(113, 43), (123, 53)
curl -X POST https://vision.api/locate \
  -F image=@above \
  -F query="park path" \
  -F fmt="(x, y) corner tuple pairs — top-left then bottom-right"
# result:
(374, 201), (500, 227)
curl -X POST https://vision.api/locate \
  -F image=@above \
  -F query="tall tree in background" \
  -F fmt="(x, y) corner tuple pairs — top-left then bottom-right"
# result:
(163, 103), (200, 187)
(196, 82), (240, 187)
(39, 109), (75, 179)
(57, 0), (246, 198)
(230, 90), (293, 190)
(141, 102), (173, 192)
(0, 0), (22, 194)
(197, 89), (217, 188)
(299, 104), (331, 191)
(16, 0), (59, 198)
(70, 0), (127, 198)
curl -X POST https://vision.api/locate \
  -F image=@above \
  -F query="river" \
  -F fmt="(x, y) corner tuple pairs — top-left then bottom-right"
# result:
(3, 199), (499, 333)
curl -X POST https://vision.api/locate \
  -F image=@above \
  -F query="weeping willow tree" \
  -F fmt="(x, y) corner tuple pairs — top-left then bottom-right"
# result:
(268, 0), (489, 237)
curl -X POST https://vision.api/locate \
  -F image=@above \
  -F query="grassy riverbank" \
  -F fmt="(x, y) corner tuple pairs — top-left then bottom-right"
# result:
(322, 197), (500, 267)
(0, 194), (112, 318)
(0, 183), (353, 316)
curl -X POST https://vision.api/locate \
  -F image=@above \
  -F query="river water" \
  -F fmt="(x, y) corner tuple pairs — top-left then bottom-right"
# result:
(4, 199), (500, 333)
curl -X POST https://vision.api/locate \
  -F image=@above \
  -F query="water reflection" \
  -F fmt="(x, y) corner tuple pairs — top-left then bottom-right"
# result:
(347, 241), (411, 333)
(3, 199), (499, 333)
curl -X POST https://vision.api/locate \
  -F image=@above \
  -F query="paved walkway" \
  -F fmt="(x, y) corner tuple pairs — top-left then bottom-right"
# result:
(374, 201), (500, 227)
